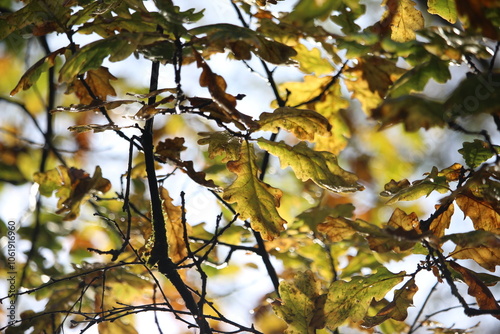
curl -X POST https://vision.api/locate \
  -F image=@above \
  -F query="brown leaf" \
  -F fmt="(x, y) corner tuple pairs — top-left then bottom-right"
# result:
(155, 138), (187, 162)
(429, 203), (454, 238)
(193, 49), (258, 130)
(318, 217), (356, 242)
(67, 67), (117, 104)
(456, 192), (500, 231)
(448, 230), (500, 272)
(159, 186), (191, 264)
(455, 0), (499, 40)
(449, 262), (500, 319)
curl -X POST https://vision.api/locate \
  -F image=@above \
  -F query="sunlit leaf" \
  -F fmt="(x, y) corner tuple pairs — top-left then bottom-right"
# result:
(445, 230), (500, 272)
(449, 262), (500, 319)
(323, 268), (405, 329)
(379, 0), (424, 42)
(273, 271), (325, 334)
(288, 0), (341, 23)
(33, 166), (111, 220)
(428, 203), (454, 238)
(160, 186), (191, 264)
(257, 139), (363, 193)
(456, 191), (500, 231)
(11, 47), (67, 96)
(459, 140), (498, 169)
(190, 23), (297, 64)
(193, 49), (257, 130)
(67, 66), (118, 104)
(384, 167), (449, 204)
(427, 0), (457, 23)
(292, 44), (335, 75)
(198, 131), (242, 163)
(98, 317), (139, 334)
(59, 32), (166, 82)
(362, 278), (418, 327)
(223, 141), (286, 240)
(257, 107), (332, 141)
(389, 56), (451, 98)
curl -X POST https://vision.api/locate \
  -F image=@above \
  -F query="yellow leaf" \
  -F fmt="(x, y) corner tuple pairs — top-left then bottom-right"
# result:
(223, 141), (286, 240)
(257, 139), (363, 193)
(273, 271), (324, 334)
(258, 107), (332, 141)
(381, 0), (424, 42)
(447, 230), (500, 272)
(456, 192), (500, 231)
(362, 278), (418, 327)
(198, 131), (242, 162)
(159, 186), (191, 264)
(428, 203), (454, 238)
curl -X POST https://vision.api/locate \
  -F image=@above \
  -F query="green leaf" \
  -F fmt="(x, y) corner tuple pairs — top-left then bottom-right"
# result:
(459, 139), (497, 169)
(198, 131), (242, 163)
(11, 47), (67, 96)
(257, 107), (332, 141)
(190, 24), (297, 64)
(59, 33), (165, 82)
(292, 44), (335, 75)
(33, 166), (111, 220)
(223, 141), (286, 240)
(323, 268), (405, 329)
(273, 271), (325, 334)
(427, 0), (457, 23)
(372, 95), (445, 131)
(389, 56), (451, 98)
(383, 167), (449, 204)
(445, 73), (500, 119)
(362, 278), (418, 327)
(257, 139), (363, 193)
(288, 0), (342, 23)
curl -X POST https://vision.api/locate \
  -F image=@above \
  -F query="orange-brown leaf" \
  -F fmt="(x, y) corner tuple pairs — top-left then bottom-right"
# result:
(456, 192), (500, 231)
(449, 262), (500, 319)
(160, 186), (191, 264)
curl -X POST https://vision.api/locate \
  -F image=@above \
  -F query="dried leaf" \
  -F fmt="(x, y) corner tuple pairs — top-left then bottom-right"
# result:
(362, 278), (418, 327)
(456, 192), (500, 231)
(446, 230), (500, 272)
(449, 262), (500, 319)
(159, 187), (190, 264)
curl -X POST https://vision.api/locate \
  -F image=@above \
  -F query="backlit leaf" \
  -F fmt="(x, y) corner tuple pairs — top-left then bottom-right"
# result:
(385, 167), (449, 204)
(193, 49), (257, 130)
(67, 66), (118, 104)
(389, 56), (451, 98)
(257, 107), (332, 141)
(317, 216), (356, 242)
(459, 140), (497, 169)
(427, 0), (457, 23)
(273, 271), (324, 334)
(198, 131), (242, 163)
(456, 192), (500, 231)
(11, 47), (67, 96)
(59, 33), (165, 82)
(372, 95), (445, 131)
(190, 24), (297, 64)
(428, 203), (454, 238)
(362, 278), (418, 327)
(33, 166), (111, 221)
(324, 268), (405, 329)
(380, 0), (424, 42)
(446, 230), (500, 272)
(160, 186), (191, 264)
(257, 139), (363, 193)
(288, 0), (341, 22)
(449, 262), (500, 319)
(223, 141), (286, 240)
(292, 44), (335, 75)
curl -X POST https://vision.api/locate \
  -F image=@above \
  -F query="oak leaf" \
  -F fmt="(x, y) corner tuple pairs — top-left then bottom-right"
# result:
(223, 141), (286, 240)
